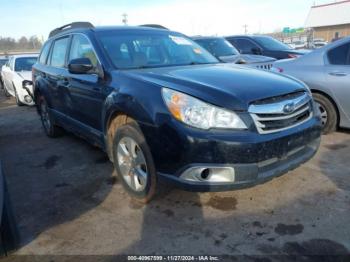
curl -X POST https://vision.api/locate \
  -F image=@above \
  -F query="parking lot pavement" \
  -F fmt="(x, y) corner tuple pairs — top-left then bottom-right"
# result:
(0, 93), (349, 258)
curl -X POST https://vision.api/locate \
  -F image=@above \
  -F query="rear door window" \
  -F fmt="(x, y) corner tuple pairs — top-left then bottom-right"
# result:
(50, 37), (70, 68)
(327, 43), (350, 65)
(39, 41), (52, 65)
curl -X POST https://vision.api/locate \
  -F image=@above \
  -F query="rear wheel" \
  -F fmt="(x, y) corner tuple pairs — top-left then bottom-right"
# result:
(313, 93), (338, 134)
(112, 119), (157, 203)
(39, 96), (63, 137)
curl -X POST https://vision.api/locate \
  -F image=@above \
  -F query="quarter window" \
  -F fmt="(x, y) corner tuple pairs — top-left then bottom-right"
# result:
(328, 43), (350, 65)
(69, 35), (98, 67)
(50, 37), (69, 68)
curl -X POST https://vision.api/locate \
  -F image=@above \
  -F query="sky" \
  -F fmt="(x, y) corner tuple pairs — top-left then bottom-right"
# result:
(0, 0), (335, 40)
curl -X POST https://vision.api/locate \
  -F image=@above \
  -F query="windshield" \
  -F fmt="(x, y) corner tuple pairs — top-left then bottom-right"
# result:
(14, 57), (37, 71)
(195, 38), (239, 57)
(254, 36), (292, 51)
(97, 30), (219, 69)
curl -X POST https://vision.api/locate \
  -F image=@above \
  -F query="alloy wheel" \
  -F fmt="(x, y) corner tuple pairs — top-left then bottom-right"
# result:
(315, 101), (328, 126)
(117, 137), (148, 192)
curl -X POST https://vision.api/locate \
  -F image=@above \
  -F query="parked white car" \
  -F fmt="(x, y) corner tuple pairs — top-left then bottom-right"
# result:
(1, 54), (38, 106)
(292, 41), (307, 49)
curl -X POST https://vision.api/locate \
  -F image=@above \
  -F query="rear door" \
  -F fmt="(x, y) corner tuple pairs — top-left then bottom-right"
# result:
(65, 34), (106, 132)
(325, 42), (350, 120)
(46, 36), (71, 114)
(33, 40), (53, 98)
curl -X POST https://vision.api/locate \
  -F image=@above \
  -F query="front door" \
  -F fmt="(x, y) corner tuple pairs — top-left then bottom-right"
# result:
(64, 34), (106, 133)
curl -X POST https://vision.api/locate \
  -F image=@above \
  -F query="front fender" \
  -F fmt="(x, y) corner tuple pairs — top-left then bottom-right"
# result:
(102, 88), (159, 136)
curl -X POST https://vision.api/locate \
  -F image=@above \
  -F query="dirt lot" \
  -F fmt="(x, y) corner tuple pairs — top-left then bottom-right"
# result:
(0, 92), (349, 260)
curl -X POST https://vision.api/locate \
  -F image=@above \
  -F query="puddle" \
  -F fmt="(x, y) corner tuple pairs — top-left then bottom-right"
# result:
(206, 196), (237, 211)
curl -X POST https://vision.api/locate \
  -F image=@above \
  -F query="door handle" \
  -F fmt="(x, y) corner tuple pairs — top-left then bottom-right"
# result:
(329, 71), (347, 77)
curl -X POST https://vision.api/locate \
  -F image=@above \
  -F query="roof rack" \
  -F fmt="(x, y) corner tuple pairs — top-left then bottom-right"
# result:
(139, 24), (169, 30)
(49, 22), (94, 38)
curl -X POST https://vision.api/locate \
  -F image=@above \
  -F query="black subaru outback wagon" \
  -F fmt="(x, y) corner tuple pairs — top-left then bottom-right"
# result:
(32, 22), (322, 202)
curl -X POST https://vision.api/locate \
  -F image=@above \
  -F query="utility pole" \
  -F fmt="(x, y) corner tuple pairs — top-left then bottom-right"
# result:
(122, 13), (128, 26)
(243, 24), (248, 34)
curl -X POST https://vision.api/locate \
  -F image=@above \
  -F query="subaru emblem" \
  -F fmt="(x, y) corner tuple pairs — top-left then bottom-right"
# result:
(283, 103), (295, 114)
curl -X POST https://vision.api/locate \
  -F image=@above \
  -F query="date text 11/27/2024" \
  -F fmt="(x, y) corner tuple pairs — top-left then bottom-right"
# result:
(127, 256), (220, 261)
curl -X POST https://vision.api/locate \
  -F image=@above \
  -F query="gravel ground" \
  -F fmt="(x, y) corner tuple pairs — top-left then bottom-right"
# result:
(0, 93), (349, 261)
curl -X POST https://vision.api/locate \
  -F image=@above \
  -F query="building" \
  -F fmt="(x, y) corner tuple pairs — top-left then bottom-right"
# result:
(305, 0), (350, 42)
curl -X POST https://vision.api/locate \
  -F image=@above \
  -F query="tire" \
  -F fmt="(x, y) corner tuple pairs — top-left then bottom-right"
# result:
(112, 119), (157, 203)
(38, 96), (63, 138)
(14, 87), (24, 106)
(313, 93), (338, 134)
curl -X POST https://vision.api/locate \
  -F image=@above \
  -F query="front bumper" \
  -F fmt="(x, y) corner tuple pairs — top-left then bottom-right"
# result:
(159, 136), (320, 192)
(140, 115), (322, 192)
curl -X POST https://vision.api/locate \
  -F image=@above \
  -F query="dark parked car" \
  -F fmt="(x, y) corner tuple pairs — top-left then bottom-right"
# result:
(226, 35), (309, 60)
(192, 36), (276, 70)
(32, 22), (322, 202)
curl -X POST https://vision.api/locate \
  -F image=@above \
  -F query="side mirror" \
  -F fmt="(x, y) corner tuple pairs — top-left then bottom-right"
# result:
(68, 58), (94, 74)
(251, 47), (262, 55)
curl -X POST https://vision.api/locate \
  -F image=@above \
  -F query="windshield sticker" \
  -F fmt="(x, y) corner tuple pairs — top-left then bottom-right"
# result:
(169, 35), (192, 45)
(193, 48), (202, 54)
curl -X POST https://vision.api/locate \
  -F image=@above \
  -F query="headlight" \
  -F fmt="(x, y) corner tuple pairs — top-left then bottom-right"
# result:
(162, 88), (247, 130)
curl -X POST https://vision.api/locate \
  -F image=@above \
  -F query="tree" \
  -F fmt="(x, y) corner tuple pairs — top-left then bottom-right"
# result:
(18, 36), (29, 50)
(0, 35), (42, 53)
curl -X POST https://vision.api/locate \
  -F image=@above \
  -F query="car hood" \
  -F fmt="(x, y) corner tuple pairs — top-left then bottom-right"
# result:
(219, 54), (276, 64)
(122, 64), (306, 111)
(16, 71), (32, 81)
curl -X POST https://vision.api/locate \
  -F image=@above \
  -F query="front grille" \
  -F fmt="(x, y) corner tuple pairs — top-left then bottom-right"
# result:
(249, 92), (313, 134)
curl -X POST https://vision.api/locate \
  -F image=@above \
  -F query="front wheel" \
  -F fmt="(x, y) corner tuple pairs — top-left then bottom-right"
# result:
(38, 96), (63, 137)
(112, 120), (157, 203)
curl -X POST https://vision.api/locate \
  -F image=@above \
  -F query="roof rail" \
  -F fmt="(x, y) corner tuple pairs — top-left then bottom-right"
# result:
(139, 24), (169, 30)
(49, 22), (94, 38)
